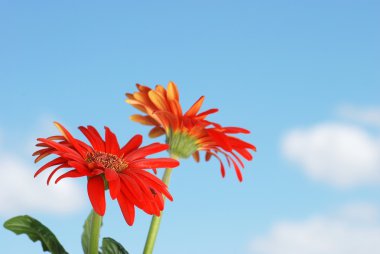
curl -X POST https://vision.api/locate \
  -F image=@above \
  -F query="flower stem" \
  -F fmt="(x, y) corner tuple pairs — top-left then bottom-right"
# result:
(88, 210), (102, 254)
(143, 167), (173, 254)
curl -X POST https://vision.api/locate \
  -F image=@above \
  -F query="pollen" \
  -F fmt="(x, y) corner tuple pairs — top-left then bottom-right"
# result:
(86, 151), (128, 172)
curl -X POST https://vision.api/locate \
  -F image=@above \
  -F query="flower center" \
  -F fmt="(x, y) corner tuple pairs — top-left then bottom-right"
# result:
(86, 151), (128, 172)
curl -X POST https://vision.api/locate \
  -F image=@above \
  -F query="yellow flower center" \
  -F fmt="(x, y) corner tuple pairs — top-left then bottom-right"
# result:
(86, 151), (128, 172)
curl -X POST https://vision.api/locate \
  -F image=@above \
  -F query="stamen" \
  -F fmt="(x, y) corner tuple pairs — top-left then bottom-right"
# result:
(87, 151), (128, 172)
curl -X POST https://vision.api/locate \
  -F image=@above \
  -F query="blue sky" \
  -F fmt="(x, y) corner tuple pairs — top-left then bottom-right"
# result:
(0, 1), (379, 253)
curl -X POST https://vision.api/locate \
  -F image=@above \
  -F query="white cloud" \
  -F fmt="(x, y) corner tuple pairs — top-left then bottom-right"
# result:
(338, 105), (380, 127)
(282, 123), (380, 188)
(250, 203), (380, 254)
(0, 125), (86, 216)
(0, 154), (86, 216)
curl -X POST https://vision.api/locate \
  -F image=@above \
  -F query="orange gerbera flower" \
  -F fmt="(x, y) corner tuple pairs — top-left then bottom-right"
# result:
(125, 82), (256, 181)
(33, 122), (179, 225)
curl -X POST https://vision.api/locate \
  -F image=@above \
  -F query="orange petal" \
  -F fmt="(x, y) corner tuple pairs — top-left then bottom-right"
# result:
(128, 102), (148, 113)
(148, 90), (169, 111)
(136, 83), (151, 93)
(184, 96), (205, 117)
(192, 151), (200, 162)
(155, 85), (167, 97)
(167, 81), (179, 101)
(205, 151), (212, 161)
(168, 99), (183, 117)
(133, 92), (151, 104)
(130, 114), (157, 126)
(149, 126), (165, 138)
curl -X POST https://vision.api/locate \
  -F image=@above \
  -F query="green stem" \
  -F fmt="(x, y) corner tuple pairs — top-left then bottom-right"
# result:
(143, 167), (173, 254)
(88, 210), (102, 254)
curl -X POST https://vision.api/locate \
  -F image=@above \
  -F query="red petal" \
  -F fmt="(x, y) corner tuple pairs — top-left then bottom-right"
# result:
(128, 158), (179, 170)
(87, 176), (106, 216)
(123, 143), (169, 162)
(196, 108), (219, 119)
(104, 168), (118, 181)
(119, 174), (144, 204)
(109, 177), (121, 200)
(34, 157), (66, 178)
(133, 170), (173, 201)
(117, 194), (135, 226)
(129, 172), (160, 215)
(184, 96), (205, 117)
(209, 152), (226, 178)
(55, 170), (83, 184)
(87, 126), (106, 151)
(68, 161), (91, 175)
(37, 138), (79, 156)
(153, 189), (165, 211)
(235, 148), (253, 161)
(47, 164), (68, 185)
(119, 134), (143, 156)
(207, 129), (233, 152)
(105, 127), (120, 154)
(231, 151), (245, 169)
(228, 136), (256, 151)
(79, 126), (105, 151)
(231, 159), (243, 182)
(222, 127), (250, 134)
(54, 122), (86, 157)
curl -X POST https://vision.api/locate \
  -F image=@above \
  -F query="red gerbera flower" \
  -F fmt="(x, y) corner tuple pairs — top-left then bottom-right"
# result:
(33, 122), (179, 225)
(126, 81), (256, 181)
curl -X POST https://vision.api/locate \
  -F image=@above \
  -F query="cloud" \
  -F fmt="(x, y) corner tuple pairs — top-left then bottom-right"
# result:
(282, 123), (380, 188)
(337, 105), (380, 127)
(0, 154), (86, 216)
(0, 126), (86, 216)
(250, 203), (380, 254)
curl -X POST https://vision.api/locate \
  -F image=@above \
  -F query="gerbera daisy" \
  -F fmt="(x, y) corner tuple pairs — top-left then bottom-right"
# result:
(125, 81), (256, 182)
(33, 122), (179, 225)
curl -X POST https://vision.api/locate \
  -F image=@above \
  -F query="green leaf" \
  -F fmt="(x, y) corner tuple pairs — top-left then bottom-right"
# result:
(3, 215), (68, 254)
(101, 237), (129, 254)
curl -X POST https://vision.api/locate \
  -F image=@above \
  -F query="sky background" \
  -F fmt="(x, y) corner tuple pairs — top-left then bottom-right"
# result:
(0, 1), (379, 253)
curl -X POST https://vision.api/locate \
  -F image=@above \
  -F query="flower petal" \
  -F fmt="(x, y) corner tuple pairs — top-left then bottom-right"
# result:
(55, 169), (83, 184)
(123, 143), (169, 162)
(87, 175), (106, 216)
(104, 168), (119, 181)
(117, 194), (135, 226)
(184, 96), (204, 117)
(119, 134), (143, 156)
(130, 114), (157, 126)
(149, 126), (165, 138)
(109, 176), (121, 200)
(54, 122), (86, 157)
(128, 158), (179, 170)
(105, 127), (120, 154)
(34, 157), (66, 178)
(148, 90), (169, 111)
(222, 126), (250, 134)
(192, 151), (200, 162)
(167, 81), (179, 101)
